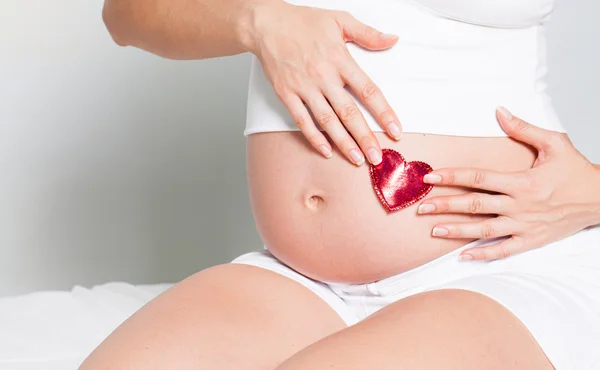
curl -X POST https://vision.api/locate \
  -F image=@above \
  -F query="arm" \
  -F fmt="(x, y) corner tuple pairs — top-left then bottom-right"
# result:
(592, 164), (600, 226)
(102, 0), (404, 166)
(102, 0), (276, 60)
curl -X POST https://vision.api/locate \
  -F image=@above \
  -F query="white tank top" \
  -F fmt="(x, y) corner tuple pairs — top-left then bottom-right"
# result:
(244, 0), (566, 137)
(415, 0), (555, 28)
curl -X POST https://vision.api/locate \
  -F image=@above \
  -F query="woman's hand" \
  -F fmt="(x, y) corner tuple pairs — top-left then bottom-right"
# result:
(242, 2), (403, 165)
(418, 107), (600, 261)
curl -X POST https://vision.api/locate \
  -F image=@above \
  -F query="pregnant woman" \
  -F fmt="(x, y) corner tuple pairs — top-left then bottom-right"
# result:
(82, 0), (600, 368)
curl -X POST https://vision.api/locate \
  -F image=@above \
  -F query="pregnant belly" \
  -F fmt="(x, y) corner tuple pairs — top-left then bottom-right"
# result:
(247, 132), (535, 283)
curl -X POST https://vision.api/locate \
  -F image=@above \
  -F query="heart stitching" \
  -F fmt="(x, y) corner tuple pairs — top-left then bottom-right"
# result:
(369, 149), (434, 212)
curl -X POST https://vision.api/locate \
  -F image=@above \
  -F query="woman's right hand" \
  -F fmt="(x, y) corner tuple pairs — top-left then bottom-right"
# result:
(241, 1), (402, 165)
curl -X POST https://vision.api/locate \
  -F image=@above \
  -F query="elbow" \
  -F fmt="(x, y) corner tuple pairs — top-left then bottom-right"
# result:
(102, 1), (130, 47)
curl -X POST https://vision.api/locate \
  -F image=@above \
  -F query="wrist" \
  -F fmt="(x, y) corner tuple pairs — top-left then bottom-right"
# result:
(593, 164), (600, 225)
(235, 0), (283, 55)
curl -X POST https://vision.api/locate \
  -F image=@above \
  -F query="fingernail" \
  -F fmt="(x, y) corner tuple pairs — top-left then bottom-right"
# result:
(423, 174), (442, 184)
(460, 253), (474, 261)
(367, 148), (382, 165)
(319, 145), (332, 158)
(432, 227), (449, 237)
(497, 106), (513, 121)
(418, 204), (435, 214)
(349, 149), (365, 166)
(388, 123), (402, 140)
(381, 33), (398, 40)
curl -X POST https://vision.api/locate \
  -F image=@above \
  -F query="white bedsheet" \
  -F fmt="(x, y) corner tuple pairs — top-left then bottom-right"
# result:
(0, 282), (171, 370)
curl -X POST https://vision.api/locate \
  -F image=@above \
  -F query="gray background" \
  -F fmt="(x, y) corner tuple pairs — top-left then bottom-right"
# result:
(0, 0), (598, 296)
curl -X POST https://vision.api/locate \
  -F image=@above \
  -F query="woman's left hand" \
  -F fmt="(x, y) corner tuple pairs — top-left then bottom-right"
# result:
(418, 107), (600, 261)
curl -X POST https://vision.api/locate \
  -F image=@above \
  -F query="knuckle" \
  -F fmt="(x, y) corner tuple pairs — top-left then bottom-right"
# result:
(339, 104), (360, 121)
(527, 176), (542, 192)
(283, 70), (304, 89)
(469, 195), (484, 214)
(483, 249), (497, 261)
(517, 173), (534, 189)
(294, 115), (310, 129)
(360, 82), (380, 100)
(343, 66), (358, 82)
(526, 177), (550, 199)
(515, 119), (530, 133)
(306, 62), (328, 80)
(437, 201), (450, 212)
(378, 108), (394, 122)
(558, 133), (573, 147)
(338, 137), (357, 151)
(356, 134), (375, 148)
(336, 10), (352, 20)
(548, 132), (567, 151)
(272, 81), (290, 99)
(505, 197), (520, 214)
(276, 91), (294, 104)
(501, 246), (512, 259)
(472, 171), (486, 187)
(538, 189), (554, 205)
(481, 223), (496, 239)
(329, 47), (349, 65)
(515, 174), (537, 196)
(363, 25), (378, 40)
(305, 132), (323, 146)
(276, 91), (292, 102)
(316, 112), (337, 127)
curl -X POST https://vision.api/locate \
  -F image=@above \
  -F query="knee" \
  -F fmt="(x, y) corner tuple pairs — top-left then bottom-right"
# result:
(277, 290), (551, 370)
(367, 289), (549, 368)
(371, 289), (503, 340)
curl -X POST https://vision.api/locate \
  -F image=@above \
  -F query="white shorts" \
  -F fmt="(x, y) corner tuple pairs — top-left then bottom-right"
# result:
(233, 226), (600, 370)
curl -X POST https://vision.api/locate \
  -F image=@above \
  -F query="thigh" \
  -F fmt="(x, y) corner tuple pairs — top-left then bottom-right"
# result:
(80, 264), (346, 370)
(276, 289), (553, 370)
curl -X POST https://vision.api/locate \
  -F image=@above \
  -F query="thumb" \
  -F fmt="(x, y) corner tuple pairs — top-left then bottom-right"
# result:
(338, 13), (398, 50)
(496, 106), (553, 151)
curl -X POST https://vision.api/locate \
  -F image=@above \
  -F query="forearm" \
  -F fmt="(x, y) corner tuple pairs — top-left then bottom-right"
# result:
(102, 0), (279, 60)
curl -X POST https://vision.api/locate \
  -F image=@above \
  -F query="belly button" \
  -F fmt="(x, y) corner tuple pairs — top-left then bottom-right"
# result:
(305, 194), (327, 211)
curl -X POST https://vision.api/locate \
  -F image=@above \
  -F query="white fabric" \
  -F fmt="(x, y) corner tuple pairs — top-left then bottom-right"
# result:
(233, 226), (600, 370)
(0, 282), (171, 370)
(415, 0), (555, 27)
(244, 0), (566, 137)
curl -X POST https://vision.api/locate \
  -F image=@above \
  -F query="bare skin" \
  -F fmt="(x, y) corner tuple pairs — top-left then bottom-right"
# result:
(102, 0), (403, 164)
(80, 265), (553, 369)
(79, 264), (347, 370)
(80, 132), (550, 370)
(247, 131), (535, 283)
(83, 1), (563, 368)
(421, 110), (600, 261)
(276, 289), (553, 370)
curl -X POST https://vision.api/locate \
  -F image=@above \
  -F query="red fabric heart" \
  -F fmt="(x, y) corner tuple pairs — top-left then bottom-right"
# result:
(369, 149), (434, 212)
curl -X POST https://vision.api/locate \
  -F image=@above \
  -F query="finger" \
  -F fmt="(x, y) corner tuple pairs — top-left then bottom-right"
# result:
(418, 193), (514, 215)
(281, 94), (333, 159)
(302, 92), (365, 166)
(432, 217), (515, 240)
(423, 167), (524, 195)
(496, 106), (555, 152)
(336, 12), (399, 51)
(322, 84), (382, 164)
(460, 236), (526, 261)
(340, 63), (402, 140)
